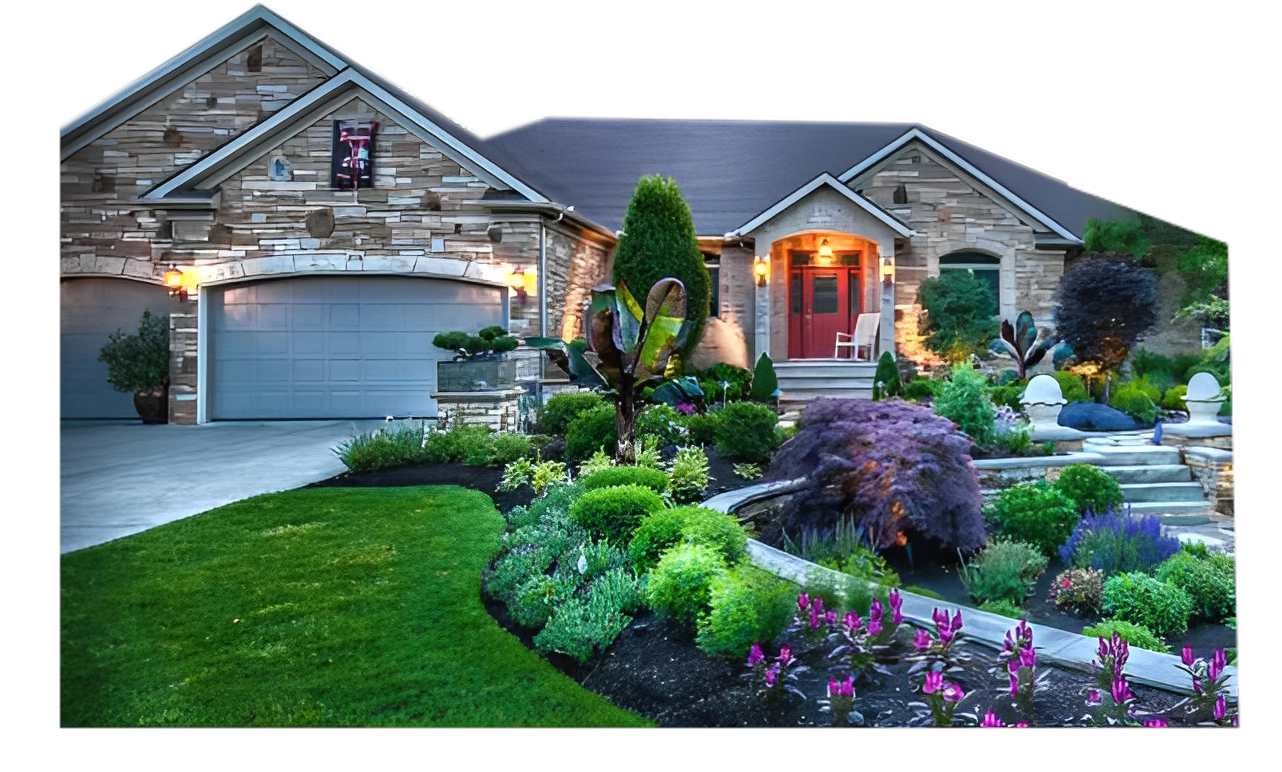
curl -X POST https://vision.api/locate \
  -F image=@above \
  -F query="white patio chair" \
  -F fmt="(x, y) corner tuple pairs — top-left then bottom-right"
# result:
(835, 313), (880, 361)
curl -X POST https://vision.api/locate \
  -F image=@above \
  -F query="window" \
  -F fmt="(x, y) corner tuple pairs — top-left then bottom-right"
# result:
(939, 251), (1001, 304)
(706, 263), (720, 318)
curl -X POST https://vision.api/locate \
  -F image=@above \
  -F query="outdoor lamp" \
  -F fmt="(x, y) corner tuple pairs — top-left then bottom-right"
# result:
(881, 255), (894, 286)
(164, 265), (188, 300)
(506, 266), (527, 300)
(754, 256), (769, 286)
(817, 239), (834, 264)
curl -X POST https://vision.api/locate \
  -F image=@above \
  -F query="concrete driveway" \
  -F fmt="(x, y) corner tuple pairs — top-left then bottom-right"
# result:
(61, 419), (384, 554)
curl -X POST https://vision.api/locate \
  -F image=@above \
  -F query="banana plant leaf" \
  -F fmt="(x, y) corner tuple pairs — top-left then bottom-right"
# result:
(584, 278), (691, 388)
(524, 336), (605, 387)
(651, 376), (704, 408)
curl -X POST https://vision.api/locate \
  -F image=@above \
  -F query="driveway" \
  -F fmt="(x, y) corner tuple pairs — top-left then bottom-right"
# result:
(61, 419), (384, 554)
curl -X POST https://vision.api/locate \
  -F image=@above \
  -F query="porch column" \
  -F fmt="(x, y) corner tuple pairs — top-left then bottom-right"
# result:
(754, 257), (770, 362)
(879, 252), (895, 359)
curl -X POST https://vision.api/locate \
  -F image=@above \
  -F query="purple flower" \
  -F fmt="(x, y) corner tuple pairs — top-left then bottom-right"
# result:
(675, 402), (696, 415)
(889, 589), (904, 625)
(913, 628), (932, 651)
(867, 614), (883, 638)
(1008, 674), (1019, 699)
(951, 609), (963, 633)
(747, 642), (764, 667)
(1143, 717), (1168, 727)
(1097, 637), (1109, 661)
(981, 711), (1005, 727)
(923, 671), (943, 694)
(1192, 676), (1203, 696)
(1181, 645), (1195, 667)
(1086, 689), (1102, 706)
(825, 610), (838, 626)
(1111, 677), (1135, 705)
(797, 593), (810, 611)
(810, 603), (821, 629)
(1215, 696), (1227, 721)
(829, 674), (854, 698)
(942, 683), (965, 703)
(844, 611), (863, 632)
(814, 597), (825, 616)
(932, 608), (949, 628)
(1013, 721), (1029, 727)
(777, 646), (794, 666)
(765, 665), (778, 688)
(1209, 649), (1227, 682)
(870, 599), (883, 624)
(1007, 659), (1020, 677)
(1019, 646), (1037, 670)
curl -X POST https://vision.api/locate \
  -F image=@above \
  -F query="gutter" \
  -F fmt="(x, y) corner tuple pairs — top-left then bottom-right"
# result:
(482, 200), (617, 242)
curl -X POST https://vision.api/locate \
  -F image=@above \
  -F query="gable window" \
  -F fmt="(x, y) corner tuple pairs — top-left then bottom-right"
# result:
(247, 45), (262, 73)
(939, 251), (1001, 304)
(331, 120), (378, 189)
(703, 253), (720, 318)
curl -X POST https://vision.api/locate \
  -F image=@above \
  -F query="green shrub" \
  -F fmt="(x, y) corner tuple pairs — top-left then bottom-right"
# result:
(565, 403), (618, 463)
(538, 392), (606, 435)
(700, 362), (754, 404)
(979, 599), (1025, 619)
(695, 565), (797, 659)
(1161, 384), (1188, 411)
(872, 351), (902, 400)
(786, 516), (900, 589)
(902, 584), (945, 601)
(988, 421), (1035, 457)
(801, 568), (876, 618)
(582, 466), (669, 495)
(644, 543), (729, 629)
(987, 383), (1026, 412)
(637, 403), (687, 448)
(628, 505), (747, 574)
(97, 309), (170, 393)
(1053, 464), (1124, 515)
(1047, 567), (1105, 616)
(959, 539), (1048, 606)
(336, 423), (427, 472)
(668, 445), (710, 504)
(423, 424), (494, 464)
(1155, 551), (1236, 622)
(1050, 371), (1089, 403)
(1109, 381), (1159, 424)
(1102, 572), (1194, 638)
(916, 270), (999, 361)
(568, 484), (665, 544)
(1082, 620), (1168, 653)
(682, 411), (722, 446)
(984, 482), (1079, 558)
(932, 363), (997, 447)
(903, 377), (938, 402)
(714, 401), (780, 463)
(533, 567), (641, 663)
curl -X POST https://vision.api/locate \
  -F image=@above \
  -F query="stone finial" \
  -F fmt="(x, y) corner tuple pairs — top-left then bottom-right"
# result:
(1183, 371), (1227, 426)
(1021, 374), (1072, 437)
(1022, 374), (1066, 407)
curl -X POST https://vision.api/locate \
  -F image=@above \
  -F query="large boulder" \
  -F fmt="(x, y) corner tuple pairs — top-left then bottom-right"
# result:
(1058, 402), (1141, 431)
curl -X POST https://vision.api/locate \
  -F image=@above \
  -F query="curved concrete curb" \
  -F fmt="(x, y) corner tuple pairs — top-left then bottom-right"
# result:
(704, 480), (1238, 698)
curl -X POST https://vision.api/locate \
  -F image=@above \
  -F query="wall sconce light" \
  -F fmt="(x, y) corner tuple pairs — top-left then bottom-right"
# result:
(817, 238), (834, 264)
(754, 256), (769, 287)
(505, 266), (527, 301)
(164, 265), (189, 300)
(881, 255), (894, 286)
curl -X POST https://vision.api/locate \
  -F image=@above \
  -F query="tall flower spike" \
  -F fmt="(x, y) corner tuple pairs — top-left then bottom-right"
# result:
(1181, 645), (1195, 667)
(951, 609), (963, 633)
(797, 593), (810, 611)
(1215, 696), (1227, 721)
(923, 671), (943, 694)
(1210, 649), (1227, 682)
(1019, 646), (1037, 670)
(889, 589), (904, 625)
(747, 642), (764, 667)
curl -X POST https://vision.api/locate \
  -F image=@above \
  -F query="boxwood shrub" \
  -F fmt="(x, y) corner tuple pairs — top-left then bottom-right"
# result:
(628, 505), (747, 574)
(984, 481), (1079, 558)
(568, 484), (666, 544)
(695, 565), (797, 659)
(643, 543), (729, 629)
(538, 391), (606, 435)
(1053, 464), (1124, 515)
(714, 401), (780, 463)
(1102, 572), (1194, 638)
(582, 466), (669, 495)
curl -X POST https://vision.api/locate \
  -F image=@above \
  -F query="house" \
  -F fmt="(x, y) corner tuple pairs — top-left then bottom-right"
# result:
(61, 4), (1200, 424)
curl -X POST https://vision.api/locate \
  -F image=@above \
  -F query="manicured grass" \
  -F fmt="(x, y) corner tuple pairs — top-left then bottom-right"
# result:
(61, 485), (650, 727)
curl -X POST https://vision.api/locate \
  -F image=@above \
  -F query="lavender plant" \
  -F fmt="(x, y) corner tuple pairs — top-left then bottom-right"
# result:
(764, 398), (986, 553)
(1059, 505), (1183, 574)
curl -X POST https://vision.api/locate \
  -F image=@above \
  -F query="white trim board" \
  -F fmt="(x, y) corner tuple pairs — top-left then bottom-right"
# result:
(728, 173), (916, 238)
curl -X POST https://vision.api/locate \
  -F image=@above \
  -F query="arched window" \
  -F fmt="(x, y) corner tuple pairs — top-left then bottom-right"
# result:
(939, 251), (1000, 304)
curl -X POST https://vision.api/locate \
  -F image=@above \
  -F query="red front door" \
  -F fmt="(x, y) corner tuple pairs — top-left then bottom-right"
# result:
(788, 252), (862, 359)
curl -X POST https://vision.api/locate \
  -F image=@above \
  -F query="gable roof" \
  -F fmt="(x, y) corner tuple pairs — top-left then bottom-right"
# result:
(733, 173), (916, 238)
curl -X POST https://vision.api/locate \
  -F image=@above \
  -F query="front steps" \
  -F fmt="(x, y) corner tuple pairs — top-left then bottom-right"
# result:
(775, 360), (877, 410)
(1081, 436), (1211, 516)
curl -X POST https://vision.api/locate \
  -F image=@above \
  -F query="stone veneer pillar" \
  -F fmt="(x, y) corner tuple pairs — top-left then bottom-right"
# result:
(168, 293), (199, 425)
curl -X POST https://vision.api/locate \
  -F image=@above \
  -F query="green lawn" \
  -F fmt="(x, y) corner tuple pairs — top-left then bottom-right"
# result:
(61, 485), (650, 727)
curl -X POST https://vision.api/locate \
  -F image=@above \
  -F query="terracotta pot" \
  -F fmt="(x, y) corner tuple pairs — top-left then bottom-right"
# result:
(133, 386), (168, 424)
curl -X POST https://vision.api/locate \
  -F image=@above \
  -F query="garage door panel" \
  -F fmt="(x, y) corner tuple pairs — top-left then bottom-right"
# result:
(211, 276), (501, 419)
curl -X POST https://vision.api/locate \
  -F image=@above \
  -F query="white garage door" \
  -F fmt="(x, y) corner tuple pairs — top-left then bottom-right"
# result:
(61, 278), (171, 419)
(208, 275), (503, 419)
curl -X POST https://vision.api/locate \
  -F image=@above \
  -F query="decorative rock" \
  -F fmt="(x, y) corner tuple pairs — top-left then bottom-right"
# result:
(1058, 402), (1140, 431)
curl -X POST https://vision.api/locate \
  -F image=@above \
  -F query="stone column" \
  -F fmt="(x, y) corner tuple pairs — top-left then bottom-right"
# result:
(168, 293), (199, 425)
(754, 261), (771, 363)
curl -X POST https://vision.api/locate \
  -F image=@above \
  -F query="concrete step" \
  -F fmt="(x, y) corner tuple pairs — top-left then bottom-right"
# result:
(777, 377), (875, 391)
(1098, 464), (1192, 484)
(780, 387), (874, 404)
(775, 362), (879, 379)
(1078, 443), (1181, 466)
(1120, 481), (1207, 503)
(1125, 501), (1215, 515)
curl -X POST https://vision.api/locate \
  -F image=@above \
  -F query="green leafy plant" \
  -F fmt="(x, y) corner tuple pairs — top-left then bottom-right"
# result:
(733, 463), (762, 480)
(644, 543), (729, 629)
(335, 422), (428, 473)
(714, 401), (780, 463)
(636, 403), (687, 448)
(1053, 464), (1124, 515)
(695, 565), (796, 659)
(872, 351), (901, 401)
(902, 377), (938, 402)
(97, 309), (170, 393)
(422, 424), (495, 465)
(916, 269), (999, 361)
(432, 325), (519, 360)
(537, 392), (606, 435)
(1109, 381), (1159, 424)
(628, 505), (747, 574)
(667, 446), (711, 504)
(565, 404), (618, 464)
(582, 466), (669, 495)
(1050, 371), (1089, 403)
(530, 460), (570, 496)
(1082, 620), (1168, 654)
(990, 311), (1058, 380)
(700, 362), (754, 405)
(532, 567), (642, 663)
(1047, 567), (1105, 616)
(1161, 384), (1188, 411)
(958, 539), (1048, 606)
(682, 411), (722, 446)
(568, 484), (666, 544)
(978, 599), (1025, 619)
(578, 448), (616, 479)
(1083, 217), (1150, 259)
(1155, 551), (1236, 622)
(1102, 572), (1194, 638)
(650, 376), (705, 411)
(932, 362), (997, 447)
(984, 481), (1079, 558)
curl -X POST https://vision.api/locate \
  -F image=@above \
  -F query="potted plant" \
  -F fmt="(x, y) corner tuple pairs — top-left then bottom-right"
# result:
(97, 310), (170, 423)
(433, 325), (519, 392)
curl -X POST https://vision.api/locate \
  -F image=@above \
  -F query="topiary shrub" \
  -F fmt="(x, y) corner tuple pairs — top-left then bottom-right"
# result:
(1155, 550), (1236, 622)
(1081, 620), (1168, 653)
(763, 398), (986, 553)
(644, 543), (729, 629)
(582, 466), (669, 495)
(636, 403), (687, 448)
(1050, 371), (1089, 403)
(628, 505), (747, 574)
(1058, 506), (1182, 575)
(958, 539), (1048, 606)
(932, 363), (997, 447)
(568, 484), (666, 545)
(714, 401), (780, 463)
(1102, 572), (1194, 638)
(565, 403), (618, 463)
(1109, 381), (1159, 424)
(916, 270), (999, 361)
(538, 391), (606, 435)
(695, 565), (797, 659)
(984, 481), (1078, 558)
(1053, 464), (1124, 515)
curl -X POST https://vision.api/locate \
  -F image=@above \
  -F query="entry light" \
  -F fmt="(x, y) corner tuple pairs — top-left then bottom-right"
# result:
(754, 256), (769, 286)
(817, 239), (834, 264)
(164, 265), (188, 300)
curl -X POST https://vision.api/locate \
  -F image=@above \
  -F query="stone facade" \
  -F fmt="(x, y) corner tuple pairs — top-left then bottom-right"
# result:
(544, 224), (612, 342)
(432, 389), (524, 432)
(1182, 448), (1233, 516)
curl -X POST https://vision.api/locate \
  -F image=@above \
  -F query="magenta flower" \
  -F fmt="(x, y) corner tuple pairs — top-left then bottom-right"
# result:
(797, 593), (810, 611)
(747, 642), (764, 667)
(1097, 637), (1109, 661)
(843, 611), (863, 632)
(889, 589), (904, 625)
(829, 674), (854, 698)
(1192, 676), (1203, 696)
(867, 614), (883, 638)
(810, 603), (821, 629)
(675, 402), (696, 415)
(824, 610), (837, 626)
(981, 711), (1005, 727)
(932, 608), (949, 628)
(764, 665), (778, 688)
(1008, 674), (1019, 699)
(1143, 717), (1168, 727)
(1215, 696), (1227, 721)
(777, 646), (794, 666)
(942, 683), (965, 703)
(1111, 677), (1135, 705)
(913, 628), (932, 651)
(923, 671), (943, 694)
(1209, 649), (1227, 681)
(1086, 689), (1102, 706)
(870, 598), (883, 625)
(1007, 660), (1020, 677)
(1019, 646), (1037, 670)
(1181, 645), (1195, 667)
(814, 597), (825, 616)
(951, 609), (963, 633)
(1013, 721), (1029, 727)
